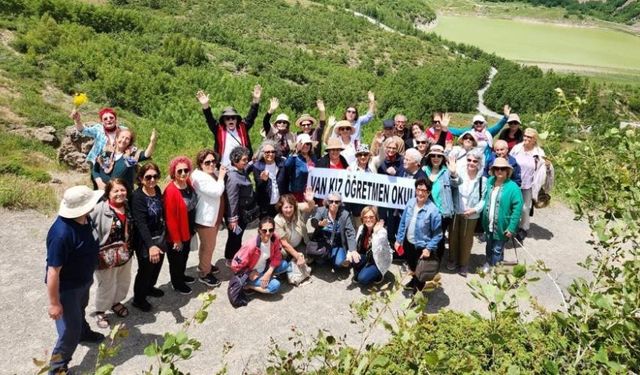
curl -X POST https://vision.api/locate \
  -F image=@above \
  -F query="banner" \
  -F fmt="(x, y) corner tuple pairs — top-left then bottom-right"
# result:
(308, 169), (415, 209)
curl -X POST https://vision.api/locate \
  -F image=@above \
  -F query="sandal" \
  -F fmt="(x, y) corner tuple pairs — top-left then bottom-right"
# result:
(111, 303), (129, 318)
(96, 312), (110, 329)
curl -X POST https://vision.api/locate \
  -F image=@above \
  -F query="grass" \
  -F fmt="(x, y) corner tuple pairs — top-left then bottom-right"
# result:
(432, 15), (640, 76)
(0, 175), (57, 212)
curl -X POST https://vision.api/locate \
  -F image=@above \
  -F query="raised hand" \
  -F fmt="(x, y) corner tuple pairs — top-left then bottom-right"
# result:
(252, 84), (262, 103)
(447, 155), (457, 175)
(196, 90), (210, 109)
(316, 99), (325, 113)
(367, 90), (375, 102)
(218, 165), (227, 180)
(441, 112), (451, 128)
(503, 104), (511, 117)
(149, 128), (158, 144)
(304, 186), (315, 202)
(268, 97), (279, 114)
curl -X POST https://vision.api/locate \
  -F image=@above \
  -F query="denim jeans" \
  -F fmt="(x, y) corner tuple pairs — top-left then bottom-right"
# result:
(247, 260), (290, 294)
(49, 281), (92, 374)
(330, 247), (346, 270)
(485, 235), (506, 266)
(352, 256), (382, 286)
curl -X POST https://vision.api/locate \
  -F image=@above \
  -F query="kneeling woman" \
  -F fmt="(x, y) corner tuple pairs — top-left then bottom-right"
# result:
(395, 178), (443, 290)
(345, 206), (393, 286)
(231, 218), (290, 294)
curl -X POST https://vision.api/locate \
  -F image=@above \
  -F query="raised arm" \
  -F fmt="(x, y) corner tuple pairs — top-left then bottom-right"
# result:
(197, 90), (218, 135)
(70, 109), (84, 132)
(244, 84), (262, 129)
(487, 105), (510, 136)
(352, 91), (376, 140)
(263, 97), (279, 135)
(143, 128), (158, 158)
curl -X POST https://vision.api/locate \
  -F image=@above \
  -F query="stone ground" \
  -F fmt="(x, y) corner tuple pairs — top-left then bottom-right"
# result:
(0, 201), (592, 374)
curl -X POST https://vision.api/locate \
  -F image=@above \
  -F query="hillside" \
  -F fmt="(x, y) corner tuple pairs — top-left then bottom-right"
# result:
(483, 0), (640, 24)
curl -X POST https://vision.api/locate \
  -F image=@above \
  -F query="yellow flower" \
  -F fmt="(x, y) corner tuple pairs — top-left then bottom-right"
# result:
(72, 93), (88, 108)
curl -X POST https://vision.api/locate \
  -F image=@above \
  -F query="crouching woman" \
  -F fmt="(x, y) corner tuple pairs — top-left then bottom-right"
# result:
(231, 217), (290, 294)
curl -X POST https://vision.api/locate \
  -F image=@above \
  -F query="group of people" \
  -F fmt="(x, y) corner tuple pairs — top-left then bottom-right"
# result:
(45, 85), (553, 374)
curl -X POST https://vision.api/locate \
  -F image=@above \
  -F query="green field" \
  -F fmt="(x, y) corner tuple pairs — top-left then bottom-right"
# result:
(433, 15), (640, 76)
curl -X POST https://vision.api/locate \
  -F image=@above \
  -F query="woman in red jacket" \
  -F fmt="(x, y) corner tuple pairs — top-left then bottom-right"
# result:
(163, 156), (197, 295)
(231, 217), (290, 294)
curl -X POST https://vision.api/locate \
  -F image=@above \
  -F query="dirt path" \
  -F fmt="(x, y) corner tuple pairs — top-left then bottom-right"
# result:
(0, 200), (592, 374)
(477, 66), (502, 119)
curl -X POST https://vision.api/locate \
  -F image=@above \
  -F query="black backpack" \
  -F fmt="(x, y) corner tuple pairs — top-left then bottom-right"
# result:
(227, 272), (249, 308)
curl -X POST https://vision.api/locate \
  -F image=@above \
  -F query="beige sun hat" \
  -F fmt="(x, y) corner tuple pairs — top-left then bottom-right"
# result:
(507, 114), (521, 124)
(427, 144), (445, 156)
(58, 185), (104, 219)
(489, 157), (513, 177)
(457, 131), (478, 147)
(296, 133), (312, 144)
(333, 120), (355, 135)
(274, 113), (290, 124)
(325, 138), (345, 151)
(295, 114), (317, 128)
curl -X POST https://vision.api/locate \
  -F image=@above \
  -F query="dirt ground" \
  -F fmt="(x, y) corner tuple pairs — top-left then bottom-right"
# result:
(0, 200), (592, 374)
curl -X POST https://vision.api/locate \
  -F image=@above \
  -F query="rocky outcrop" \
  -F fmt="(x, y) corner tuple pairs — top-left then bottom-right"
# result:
(57, 126), (94, 172)
(7, 124), (60, 147)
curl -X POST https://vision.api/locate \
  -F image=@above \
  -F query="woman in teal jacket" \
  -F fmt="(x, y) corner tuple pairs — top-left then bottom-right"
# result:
(481, 157), (523, 270)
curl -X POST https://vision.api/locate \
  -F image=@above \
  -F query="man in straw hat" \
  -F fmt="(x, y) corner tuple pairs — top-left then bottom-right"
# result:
(45, 185), (105, 374)
(480, 157), (523, 273)
(196, 84), (262, 166)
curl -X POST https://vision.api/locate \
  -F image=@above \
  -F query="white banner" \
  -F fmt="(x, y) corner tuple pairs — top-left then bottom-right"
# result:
(307, 169), (416, 209)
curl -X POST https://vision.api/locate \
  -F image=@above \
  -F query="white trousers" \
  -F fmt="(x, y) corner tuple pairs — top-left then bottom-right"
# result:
(94, 260), (132, 312)
(519, 188), (532, 231)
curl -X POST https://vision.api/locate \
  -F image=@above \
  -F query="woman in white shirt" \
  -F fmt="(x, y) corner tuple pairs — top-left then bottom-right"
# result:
(191, 149), (226, 287)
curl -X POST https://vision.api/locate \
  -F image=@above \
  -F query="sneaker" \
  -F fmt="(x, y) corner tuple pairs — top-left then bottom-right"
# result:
(80, 330), (105, 343)
(199, 273), (221, 287)
(173, 283), (192, 295)
(210, 265), (220, 274)
(446, 261), (456, 271)
(148, 287), (164, 298)
(183, 275), (196, 284)
(458, 266), (468, 277)
(132, 299), (152, 312)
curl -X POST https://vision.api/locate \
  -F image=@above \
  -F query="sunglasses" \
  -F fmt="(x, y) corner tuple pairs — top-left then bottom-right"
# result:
(386, 146), (398, 150)
(102, 116), (115, 121)
(362, 215), (376, 220)
(263, 150), (276, 154)
(474, 121), (484, 125)
(493, 167), (509, 172)
(432, 120), (441, 125)
(463, 137), (474, 141)
(275, 121), (288, 125)
(176, 168), (190, 175)
(508, 121), (520, 125)
(416, 141), (427, 145)
(339, 127), (351, 131)
(467, 159), (479, 164)
(260, 228), (275, 234)
(328, 200), (341, 205)
(300, 122), (312, 127)
(203, 160), (216, 166)
(430, 154), (444, 158)
(357, 153), (369, 157)
(144, 174), (159, 181)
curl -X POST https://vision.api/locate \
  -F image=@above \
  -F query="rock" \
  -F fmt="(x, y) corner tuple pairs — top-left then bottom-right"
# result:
(7, 124), (60, 147)
(57, 125), (94, 172)
(50, 178), (62, 184)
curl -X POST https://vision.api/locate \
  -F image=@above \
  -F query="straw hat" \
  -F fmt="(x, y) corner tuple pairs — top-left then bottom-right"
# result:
(219, 107), (242, 122)
(489, 157), (513, 177)
(295, 114), (317, 128)
(333, 120), (355, 135)
(427, 144), (445, 156)
(58, 185), (104, 219)
(325, 138), (345, 151)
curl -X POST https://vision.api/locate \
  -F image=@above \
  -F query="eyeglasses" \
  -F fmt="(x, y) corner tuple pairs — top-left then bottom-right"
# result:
(430, 154), (443, 159)
(362, 215), (376, 220)
(463, 137), (474, 141)
(102, 116), (115, 121)
(203, 160), (216, 166)
(300, 122), (312, 127)
(263, 150), (276, 154)
(467, 159), (479, 164)
(144, 174), (159, 181)
(416, 187), (429, 192)
(260, 228), (275, 234)
(328, 200), (341, 205)
(176, 168), (190, 175)
(346, 109), (356, 114)
(493, 167), (509, 172)
(416, 141), (427, 145)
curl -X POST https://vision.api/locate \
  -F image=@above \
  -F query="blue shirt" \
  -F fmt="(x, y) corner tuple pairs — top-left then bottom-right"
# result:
(46, 216), (99, 290)
(81, 123), (127, 164)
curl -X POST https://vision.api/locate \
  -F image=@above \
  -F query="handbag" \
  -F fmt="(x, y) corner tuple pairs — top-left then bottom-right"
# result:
(287, 262), (311, 286)
(238, 184), (259, 226)
(98, 241), (132, 270)
(415, 256), (440, 283)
